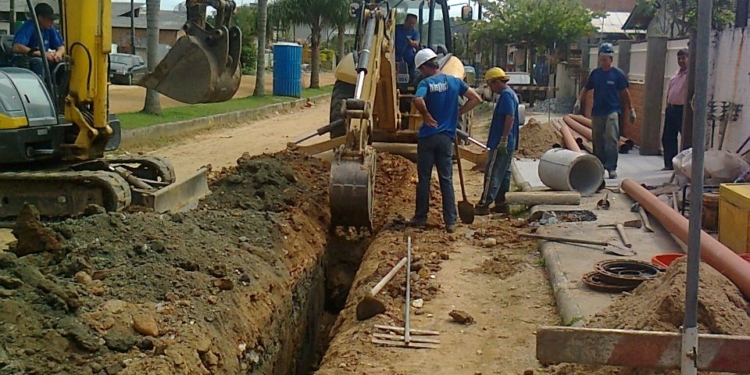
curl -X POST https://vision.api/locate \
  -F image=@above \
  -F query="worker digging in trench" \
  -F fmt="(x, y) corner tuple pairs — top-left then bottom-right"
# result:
(475, 67), (520, 216)
(408, 48), (482, 233)
(573, 43), (636, 180)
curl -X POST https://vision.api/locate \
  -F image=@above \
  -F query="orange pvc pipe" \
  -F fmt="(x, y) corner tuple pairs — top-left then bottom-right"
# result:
(621, 179), (750, 299)
(553, 119), (581, 152)
(564, 115), (632, 153)
(570, 114), (635, 151)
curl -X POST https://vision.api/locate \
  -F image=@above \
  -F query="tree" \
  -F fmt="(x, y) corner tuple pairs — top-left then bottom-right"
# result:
(142, 0), (161, 115)
(254, 0), (269, 96)
(269, 0), (347, 88)
(470, 0), (597, 58)
(327, 0), (352, 62)
(634, 0), (735, 37)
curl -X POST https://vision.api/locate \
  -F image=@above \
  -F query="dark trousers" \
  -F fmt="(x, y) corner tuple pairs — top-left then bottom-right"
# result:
(662, 105), (684, 169)
(478, 148), (514, 207)
(414, 132), (457, 226)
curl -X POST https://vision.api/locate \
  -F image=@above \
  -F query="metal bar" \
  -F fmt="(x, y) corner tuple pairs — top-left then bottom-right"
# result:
(404, 236), (412, 345)
(536, 327), (750, 373)
(683, 0), (712, 372)
(373, 324), (440, 336)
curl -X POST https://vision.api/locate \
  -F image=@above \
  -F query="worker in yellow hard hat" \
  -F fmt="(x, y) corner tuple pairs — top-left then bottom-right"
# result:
(476, 67), (519, 216)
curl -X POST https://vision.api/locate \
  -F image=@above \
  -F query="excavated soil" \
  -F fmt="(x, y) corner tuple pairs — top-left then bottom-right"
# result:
(517, 119), (562, 159)
(546, 257), (750, 375)
(0, 151), (421, 375)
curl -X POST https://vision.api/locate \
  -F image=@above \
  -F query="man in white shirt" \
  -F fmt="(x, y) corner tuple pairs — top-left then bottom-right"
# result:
(661, 49), (688, 170)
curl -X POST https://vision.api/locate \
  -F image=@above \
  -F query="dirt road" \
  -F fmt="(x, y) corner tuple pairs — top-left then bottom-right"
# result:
(109, 72), (337, 114)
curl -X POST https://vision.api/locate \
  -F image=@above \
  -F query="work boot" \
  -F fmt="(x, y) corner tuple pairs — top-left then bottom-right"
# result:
(475, 205), (490, 216)
(491, 203), (509, 214)
(408, 217), (427, 227)
(607, 170), (618, 179)
(445, 223), (456, 233)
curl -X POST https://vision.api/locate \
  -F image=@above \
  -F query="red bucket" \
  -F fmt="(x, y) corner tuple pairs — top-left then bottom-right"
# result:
(651, 253), (686, 269)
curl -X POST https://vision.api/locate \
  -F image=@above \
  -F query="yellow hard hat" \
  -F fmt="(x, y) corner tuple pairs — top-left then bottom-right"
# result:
(484, 67), (509, 82)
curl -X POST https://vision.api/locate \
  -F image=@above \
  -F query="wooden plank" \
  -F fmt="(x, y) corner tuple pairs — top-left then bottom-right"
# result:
(371, 338), (439, 349)
(372, 333), (441, 344)
(373, 324), (440, 336)
(537, 326), (750, 372)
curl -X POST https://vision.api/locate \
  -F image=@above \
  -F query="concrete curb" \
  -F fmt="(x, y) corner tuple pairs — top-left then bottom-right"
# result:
(119, 93), (332, 148)
(530, 204), (586, 327)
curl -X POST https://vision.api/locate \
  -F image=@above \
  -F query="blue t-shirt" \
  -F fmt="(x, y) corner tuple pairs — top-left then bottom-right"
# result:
(394, 24), (419, 62)
(585, 67), (628, 116)
(13, 20), (64, 52)
(487, 87), (520, 150)
(415, 73), (468, 139)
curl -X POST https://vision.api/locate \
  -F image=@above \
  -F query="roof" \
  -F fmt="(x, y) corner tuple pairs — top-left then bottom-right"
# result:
(112, 2), (145, 17)
(111, 10), (186, 31)
(580, 0), (636, 12)
(592, 11), (645, 34)
(622, 4), (654, 30)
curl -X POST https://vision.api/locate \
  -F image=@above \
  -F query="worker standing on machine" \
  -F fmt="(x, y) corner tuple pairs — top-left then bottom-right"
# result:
(12, 3), (65, 80)
(409, 48), (481, 233)
(573, 43), (635, 179)
(395, 14), (420, 77)
(476, 67), (518, 215)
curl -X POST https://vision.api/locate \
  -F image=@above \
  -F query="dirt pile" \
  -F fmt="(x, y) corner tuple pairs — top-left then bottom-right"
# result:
(517, 118), (562, 159)
(0, 151), (334, 375)
(547, 257), (750, 375)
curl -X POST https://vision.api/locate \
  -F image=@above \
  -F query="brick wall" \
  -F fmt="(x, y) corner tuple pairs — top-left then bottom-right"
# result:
(581, 81), (645, 146)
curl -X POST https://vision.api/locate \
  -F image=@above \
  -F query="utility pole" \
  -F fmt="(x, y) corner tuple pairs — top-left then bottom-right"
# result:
(131, 0), (137, 54)
(737, 0), (749, 28)
(9, 0), (15, 34)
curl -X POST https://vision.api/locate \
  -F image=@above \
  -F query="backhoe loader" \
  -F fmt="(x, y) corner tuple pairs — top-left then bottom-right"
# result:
(289, 0), (487, 230)
(0, 0), (242, 220)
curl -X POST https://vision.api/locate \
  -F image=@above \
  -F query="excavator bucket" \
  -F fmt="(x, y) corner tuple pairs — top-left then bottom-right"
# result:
(137, 25), (242, 104)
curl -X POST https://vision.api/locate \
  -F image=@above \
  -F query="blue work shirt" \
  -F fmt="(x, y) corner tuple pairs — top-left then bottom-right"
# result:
(487, 87), (520, 150)
(13, 20), (64, 51)
(394, 24), (419, 62)
(585, 67), (628, 117)
(415, 73), (468, 139)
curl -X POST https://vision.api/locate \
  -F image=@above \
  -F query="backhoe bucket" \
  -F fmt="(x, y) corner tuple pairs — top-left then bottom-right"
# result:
(137, 25), (242, 104)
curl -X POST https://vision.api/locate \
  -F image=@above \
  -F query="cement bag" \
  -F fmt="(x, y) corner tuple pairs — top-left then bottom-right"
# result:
(704, 150), (750, 182)
(672, 148), (692, 185)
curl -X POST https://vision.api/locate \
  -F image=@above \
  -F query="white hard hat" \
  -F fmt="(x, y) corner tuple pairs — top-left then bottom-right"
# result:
(415, 48), (438, 69)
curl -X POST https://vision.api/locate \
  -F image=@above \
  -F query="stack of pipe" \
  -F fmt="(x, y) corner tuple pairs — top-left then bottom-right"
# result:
(566, 114), (635, 154)
(551, 118), (588, 153)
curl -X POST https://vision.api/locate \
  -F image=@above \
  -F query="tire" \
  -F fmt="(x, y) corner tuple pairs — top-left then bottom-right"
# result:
(329, 80), (356, 139)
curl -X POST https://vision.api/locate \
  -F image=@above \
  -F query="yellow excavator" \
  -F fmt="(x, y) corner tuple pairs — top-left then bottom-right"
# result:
(0, 0), (241, 219)
(289, 0), (484, 229)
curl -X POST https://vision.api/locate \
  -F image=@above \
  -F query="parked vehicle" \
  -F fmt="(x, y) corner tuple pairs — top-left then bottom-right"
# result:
(109, 53), (147, 85)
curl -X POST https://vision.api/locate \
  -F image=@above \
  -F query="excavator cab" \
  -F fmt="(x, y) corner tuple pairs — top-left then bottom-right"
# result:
(137, 0), (242, 104)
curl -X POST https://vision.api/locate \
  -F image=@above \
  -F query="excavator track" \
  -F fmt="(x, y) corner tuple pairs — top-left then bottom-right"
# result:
(330, 148), (376, 230)
(104, 155), (177, 184)
(0, 170), (132, 219)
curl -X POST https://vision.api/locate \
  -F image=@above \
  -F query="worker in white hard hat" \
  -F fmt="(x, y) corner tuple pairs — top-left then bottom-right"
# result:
(409, 48), (482, 233)
(573, 42), (636, 180)
(476, 67), (519, 215)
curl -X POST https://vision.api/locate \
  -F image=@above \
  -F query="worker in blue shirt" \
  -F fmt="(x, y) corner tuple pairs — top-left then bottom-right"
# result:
(395, 14), (420, 77)
(410, 48), (481, 233)
(12, 3), (65, 80)
(573, 43), (635, 179)
(476, 67), (519, 215)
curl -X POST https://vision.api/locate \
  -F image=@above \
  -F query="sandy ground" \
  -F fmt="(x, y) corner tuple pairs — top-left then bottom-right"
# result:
(108, 72), (337, 114)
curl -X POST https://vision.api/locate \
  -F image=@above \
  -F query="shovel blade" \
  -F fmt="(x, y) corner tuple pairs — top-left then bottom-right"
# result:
(137, 25), (242, 104)
(458, 201), (475, 224)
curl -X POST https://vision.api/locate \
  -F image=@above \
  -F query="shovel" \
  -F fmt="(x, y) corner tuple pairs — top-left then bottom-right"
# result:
(598, 220), (642, 248)
(519, 233), (635, 256)
(454, 138), (475, 224)
(356, 257), (408, 321)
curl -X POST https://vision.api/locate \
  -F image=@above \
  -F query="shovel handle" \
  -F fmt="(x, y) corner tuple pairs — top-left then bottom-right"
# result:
(453, 138), (469, 201)
(370, 257), (408, 296)
(519, 233), (610, 246)
(615, 223), (632, 248)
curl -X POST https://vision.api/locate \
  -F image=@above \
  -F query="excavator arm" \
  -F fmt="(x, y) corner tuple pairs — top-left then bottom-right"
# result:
(138, 0), (243, 104)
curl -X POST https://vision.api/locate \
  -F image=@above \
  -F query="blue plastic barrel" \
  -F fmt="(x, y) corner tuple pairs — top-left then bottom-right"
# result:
(272, 42), (303, 97)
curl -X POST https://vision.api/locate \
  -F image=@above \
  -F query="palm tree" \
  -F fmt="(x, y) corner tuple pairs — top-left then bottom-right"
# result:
(142, 0), (161, 115)
(328, 0), (352, 62)
(253, 0), (269, 96)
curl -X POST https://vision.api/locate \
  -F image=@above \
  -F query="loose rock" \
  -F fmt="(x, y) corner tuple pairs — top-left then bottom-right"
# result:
(132, 314), (159, 337)
(449, 309), (475, 325)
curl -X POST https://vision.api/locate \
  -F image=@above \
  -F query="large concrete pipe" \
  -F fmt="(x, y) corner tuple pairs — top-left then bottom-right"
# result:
(621, 179), (750, 299)
(538, 148), (604, 196)
(569, 114), (635, 152)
